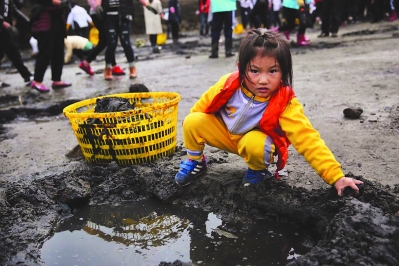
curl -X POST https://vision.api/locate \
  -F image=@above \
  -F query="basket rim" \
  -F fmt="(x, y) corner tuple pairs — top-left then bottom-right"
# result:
(63, 92), (181, 119)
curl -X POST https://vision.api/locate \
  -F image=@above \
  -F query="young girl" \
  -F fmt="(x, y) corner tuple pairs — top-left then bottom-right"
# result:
(175, 29), (363, 196)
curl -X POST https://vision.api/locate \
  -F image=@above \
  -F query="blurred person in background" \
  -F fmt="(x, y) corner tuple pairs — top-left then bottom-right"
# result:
(209, 0), (236, 58)
(168, 0), (181, 46)
(78, 0), (125, 76)
(270, 0), (282, 27)
(249, 0), (271, 29)
(196, 0), (210, 37)
(64, 35), (94, 64)
(66, 0), (94, 38)
(101, 0), (155, 80)
(238, 0), (253, 31)
(143, 0), (164, 53)
(0, 0), (33, 86)
(29, 0), (71, 92)
(317, 0), (344, 37)
(274, 0), (311, 46)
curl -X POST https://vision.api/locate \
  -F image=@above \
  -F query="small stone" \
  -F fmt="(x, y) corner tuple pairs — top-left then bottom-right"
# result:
(343, 107), (363, 119)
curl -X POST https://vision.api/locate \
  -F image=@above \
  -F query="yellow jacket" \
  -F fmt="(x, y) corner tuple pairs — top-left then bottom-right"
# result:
(191, 73), (344, 185)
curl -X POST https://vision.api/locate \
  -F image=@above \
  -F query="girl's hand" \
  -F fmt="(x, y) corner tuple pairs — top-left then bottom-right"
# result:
(334, 177), (364, 196)
(52, 0), (61, 5)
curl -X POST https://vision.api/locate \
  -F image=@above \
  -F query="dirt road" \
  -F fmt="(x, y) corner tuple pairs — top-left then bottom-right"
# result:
(1, 20), (399, 265)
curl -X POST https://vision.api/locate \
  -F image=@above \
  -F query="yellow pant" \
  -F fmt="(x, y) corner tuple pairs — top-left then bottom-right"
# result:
(182, 112), (275, 170)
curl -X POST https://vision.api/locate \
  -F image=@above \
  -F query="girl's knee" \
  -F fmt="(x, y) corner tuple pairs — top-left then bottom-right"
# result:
(182, 113), (206, 129)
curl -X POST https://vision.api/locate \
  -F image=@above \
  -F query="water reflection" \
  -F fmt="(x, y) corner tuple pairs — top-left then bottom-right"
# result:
(41, 198), (312, 265)
(84, 212), (190, 250)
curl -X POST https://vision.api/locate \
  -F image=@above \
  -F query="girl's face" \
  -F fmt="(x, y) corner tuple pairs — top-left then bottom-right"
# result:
(242, 55), (282, 98)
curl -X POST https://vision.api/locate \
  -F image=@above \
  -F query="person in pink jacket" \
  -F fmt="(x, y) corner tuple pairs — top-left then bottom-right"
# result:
(175, 29), (363, 196)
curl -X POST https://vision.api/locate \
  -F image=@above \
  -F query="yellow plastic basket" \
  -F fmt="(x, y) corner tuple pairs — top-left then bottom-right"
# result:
(63, 92), (181, 165)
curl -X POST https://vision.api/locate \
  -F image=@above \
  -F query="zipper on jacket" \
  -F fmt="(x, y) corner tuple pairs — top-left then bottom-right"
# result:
(230, 94), (255, 134)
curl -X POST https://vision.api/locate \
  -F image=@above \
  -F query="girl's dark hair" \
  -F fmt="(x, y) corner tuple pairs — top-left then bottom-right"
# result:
(238, 29), (293, 87)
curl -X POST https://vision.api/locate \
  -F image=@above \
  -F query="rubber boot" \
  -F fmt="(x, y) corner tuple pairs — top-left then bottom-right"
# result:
(129, 66), (137, 79)
(283, 30), (290, 40)
(297, 34), (310, 46)
(388, 11), (397, 21)
(172, 38), (180, 51)
(104, 67), (112, 80)
(152, 46), (160, 53)
(225, 38), (235, 57)
(209, 41), (219, 59)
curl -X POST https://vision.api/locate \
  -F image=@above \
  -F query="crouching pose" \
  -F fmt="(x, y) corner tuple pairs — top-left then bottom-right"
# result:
(175, 29), (363, 196)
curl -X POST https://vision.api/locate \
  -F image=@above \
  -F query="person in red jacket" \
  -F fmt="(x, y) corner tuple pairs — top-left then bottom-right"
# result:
(175, 29), (363, 196)
(196, 0), (210, 37)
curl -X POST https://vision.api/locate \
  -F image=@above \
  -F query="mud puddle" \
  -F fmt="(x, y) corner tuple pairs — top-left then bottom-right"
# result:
(2, 153), (399, 265)
(41, 198), (313, 265)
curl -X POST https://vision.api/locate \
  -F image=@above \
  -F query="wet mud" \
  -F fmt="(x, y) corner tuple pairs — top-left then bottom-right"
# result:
(1, 146), (399, 265)
(0, 98), (80, 124)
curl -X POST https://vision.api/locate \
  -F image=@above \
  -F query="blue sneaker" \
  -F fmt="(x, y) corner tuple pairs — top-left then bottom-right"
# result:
(175, 156), (207, 186)
(242, 168), (273, 185)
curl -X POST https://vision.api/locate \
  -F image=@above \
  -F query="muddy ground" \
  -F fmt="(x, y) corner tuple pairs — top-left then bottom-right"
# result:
(1, 20), (399, 265)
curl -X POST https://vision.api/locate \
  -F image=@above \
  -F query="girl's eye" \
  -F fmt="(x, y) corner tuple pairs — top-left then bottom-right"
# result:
(270, 69), (278, 74)
(250, 69), (259, 74)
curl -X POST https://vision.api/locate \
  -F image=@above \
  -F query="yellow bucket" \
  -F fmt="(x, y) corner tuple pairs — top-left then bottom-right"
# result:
(89, 27), (99, 46)
(233, 23), (245, 35)
(157, 33), (167, 45)
(63, 92), (181, 165)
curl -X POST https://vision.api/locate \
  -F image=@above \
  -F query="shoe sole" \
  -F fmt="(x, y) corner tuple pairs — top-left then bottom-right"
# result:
(175, 170), (207, 187)
(79, 66), (94, 76)
(52, 84), (71, 89)
(112, 73), (126, 76)
(31, 86), (49, 92)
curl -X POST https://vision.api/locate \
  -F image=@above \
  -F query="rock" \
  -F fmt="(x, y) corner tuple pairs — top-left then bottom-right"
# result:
(343, 107), (363, 119)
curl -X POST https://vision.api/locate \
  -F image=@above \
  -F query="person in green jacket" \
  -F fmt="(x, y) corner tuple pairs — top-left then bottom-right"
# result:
(208, 0), (236, 58)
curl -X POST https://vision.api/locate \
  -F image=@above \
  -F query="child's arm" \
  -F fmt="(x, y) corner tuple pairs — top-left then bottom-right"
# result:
(190, 73), (231, 113)
(280, 98), (363, 195)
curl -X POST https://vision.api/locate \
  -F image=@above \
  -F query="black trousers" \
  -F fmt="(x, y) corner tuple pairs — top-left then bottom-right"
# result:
(250, 0), (270, 29)
(86, 14), (115, 64)
(73, 22), (89, 39)
(0, 29), (32, 82)
(211, 11), (233, 42)
(104, 15), (134, 66)
(72, 49), (91, 61)
(278, 7), (306, 34)
(169, 19), (180, 40)
(149, 34), (157, 47)
(321, 0), (344, 34)
(239, 6), (252, 29)
(33, 29), (65, 82)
